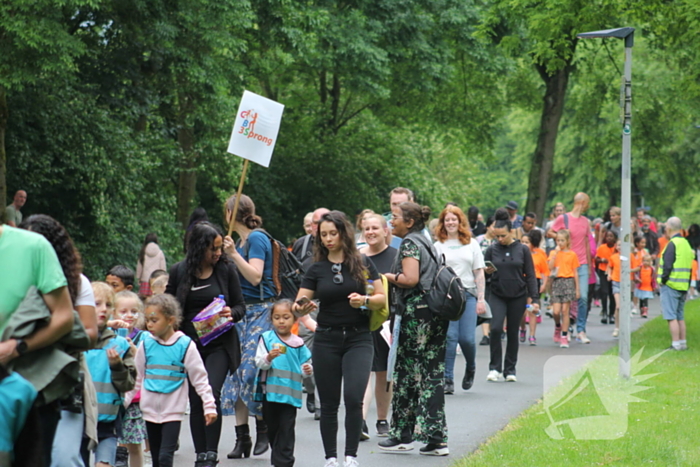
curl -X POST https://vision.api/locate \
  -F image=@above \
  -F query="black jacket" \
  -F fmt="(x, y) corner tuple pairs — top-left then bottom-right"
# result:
(166, 260), (246, 373)
(484, 239), (538, 301)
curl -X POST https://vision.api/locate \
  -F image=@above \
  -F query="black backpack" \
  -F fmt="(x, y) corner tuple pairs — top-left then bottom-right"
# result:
(245, 229), (305, 300)
(413, 236), (467, 321)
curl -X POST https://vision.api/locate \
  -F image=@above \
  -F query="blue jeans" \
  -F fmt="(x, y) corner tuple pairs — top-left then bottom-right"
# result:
(576, 265), (589, 333)
(445, 293), (477, 380)
(51, 410), (85, 467)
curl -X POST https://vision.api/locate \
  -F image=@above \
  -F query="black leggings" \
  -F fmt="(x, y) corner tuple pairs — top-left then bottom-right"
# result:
(263, 400), (297, 467)
(488, 293), (528, 376)
(189, 345), (229, 454)
(146, 421), (181, 467)
(597, 269), (615, 316)
(313, 326), (373, 458)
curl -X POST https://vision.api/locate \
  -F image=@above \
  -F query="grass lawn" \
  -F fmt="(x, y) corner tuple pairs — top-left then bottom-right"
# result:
(453, 300), (700, 467)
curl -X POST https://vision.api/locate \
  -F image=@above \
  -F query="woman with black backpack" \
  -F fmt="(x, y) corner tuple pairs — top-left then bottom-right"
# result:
(378, 202), (450, 457)
(222, 194), (276, 459)
(483, 208), (539, 383)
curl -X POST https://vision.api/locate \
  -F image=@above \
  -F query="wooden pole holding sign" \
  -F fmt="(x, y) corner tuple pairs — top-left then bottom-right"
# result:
(227, 159), (250, 238)
(226, 90), (284, 237)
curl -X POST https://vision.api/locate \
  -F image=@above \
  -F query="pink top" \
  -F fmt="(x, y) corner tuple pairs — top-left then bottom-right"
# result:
(125, 331), (216, 424)
(551, 213), (591, 265)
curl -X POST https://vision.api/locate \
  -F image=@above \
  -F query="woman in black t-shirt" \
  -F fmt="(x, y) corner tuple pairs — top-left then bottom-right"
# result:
(165, 222), (246, 465)
(293, 211), (385, 467)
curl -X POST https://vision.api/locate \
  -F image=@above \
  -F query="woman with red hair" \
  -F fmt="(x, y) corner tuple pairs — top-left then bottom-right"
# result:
(433, 205), (487, 394)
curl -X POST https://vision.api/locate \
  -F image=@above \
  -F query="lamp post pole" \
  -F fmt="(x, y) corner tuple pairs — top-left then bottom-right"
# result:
(578, 27), (635, 378)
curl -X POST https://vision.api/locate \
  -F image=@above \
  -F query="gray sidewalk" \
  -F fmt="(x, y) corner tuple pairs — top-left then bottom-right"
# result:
(171, 298), (660, 467)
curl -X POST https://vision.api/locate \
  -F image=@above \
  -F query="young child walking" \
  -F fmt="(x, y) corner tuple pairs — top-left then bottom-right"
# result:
(607, 240), (622, 338)
(113, 291), (149, 467)
(83, 282), (137, 467)
(125, 294), (217, 467)
(521, 231), (549, 345)
(548, 230), (580, 348)
(635, 254), (657, 318)
(254, 300), (313, 467)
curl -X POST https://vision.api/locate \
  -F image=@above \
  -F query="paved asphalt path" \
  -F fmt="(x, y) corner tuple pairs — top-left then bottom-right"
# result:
(169, 299), (661, 467)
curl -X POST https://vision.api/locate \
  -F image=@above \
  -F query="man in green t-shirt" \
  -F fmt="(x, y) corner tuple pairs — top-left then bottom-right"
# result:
(0, 224), (75, 465)
(4, 190), (27, 227)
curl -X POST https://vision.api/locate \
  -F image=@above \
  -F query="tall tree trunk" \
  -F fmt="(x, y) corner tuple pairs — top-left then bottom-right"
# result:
(175, 93), (197, 226)
(525, 63), (572, 222)
(0, 85), (7, 221)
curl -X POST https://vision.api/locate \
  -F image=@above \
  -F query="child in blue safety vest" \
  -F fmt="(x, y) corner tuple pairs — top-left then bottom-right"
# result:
(83, 282), (137, 467)
(125, 293), (216, 467)
(254, 299), (313, 467)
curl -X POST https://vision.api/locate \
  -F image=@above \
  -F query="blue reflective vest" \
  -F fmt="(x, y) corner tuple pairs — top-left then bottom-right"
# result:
(254, 331), (311, 408)
(0, 371), (38, 464)
(143, 334), (192, 394)
(85, 335), (131, 422)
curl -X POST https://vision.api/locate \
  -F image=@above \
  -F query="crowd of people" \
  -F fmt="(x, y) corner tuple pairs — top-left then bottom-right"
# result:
(1, 187), (698, 467)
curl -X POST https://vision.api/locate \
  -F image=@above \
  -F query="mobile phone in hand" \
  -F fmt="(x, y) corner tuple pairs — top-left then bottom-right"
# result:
(485, 261), (497, 271)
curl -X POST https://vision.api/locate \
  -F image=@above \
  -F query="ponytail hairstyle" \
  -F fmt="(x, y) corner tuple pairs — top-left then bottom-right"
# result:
(493, 208), (512, 231)
(225, 194), (263, 230)
(314, 210), (366, 284)
(396, 202), (431, 234)
(556, 229), (572, 248)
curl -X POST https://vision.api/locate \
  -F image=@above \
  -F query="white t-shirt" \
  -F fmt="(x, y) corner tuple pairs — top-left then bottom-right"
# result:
(434, 238), (485, 288)
(75, 274), (96, 307)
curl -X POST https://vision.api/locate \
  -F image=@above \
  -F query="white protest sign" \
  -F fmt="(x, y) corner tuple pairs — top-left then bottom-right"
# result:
(227, 90), (284, 168)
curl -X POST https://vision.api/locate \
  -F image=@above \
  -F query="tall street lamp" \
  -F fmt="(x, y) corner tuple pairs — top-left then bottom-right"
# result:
(577, 27), (635, 378)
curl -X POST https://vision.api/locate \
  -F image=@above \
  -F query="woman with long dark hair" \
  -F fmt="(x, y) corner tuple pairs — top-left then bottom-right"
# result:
(136, 233), (166, 298)
(293, 211), (385, 467)
(483, 208), (538, 382)
(165, 221), (246, 467)
(221, 194), (276, 459)
(379, 202), (450, 457)
(433, 205), (486, 394)
(20, 214), (99, 466)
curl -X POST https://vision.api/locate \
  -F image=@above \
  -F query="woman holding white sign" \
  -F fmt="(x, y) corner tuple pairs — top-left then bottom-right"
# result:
(222, 194), (276, 459)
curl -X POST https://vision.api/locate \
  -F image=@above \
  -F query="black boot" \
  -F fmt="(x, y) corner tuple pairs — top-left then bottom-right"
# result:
(254, 418), (270, 456)
(227, 424), (252, 459)
(115, 446), (129, 467)
(306, 392), (316, 413)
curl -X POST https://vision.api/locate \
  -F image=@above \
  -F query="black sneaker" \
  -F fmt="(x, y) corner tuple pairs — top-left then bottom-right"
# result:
(609, 316), (616, 325)
(479, 335), (490, 346)
(419, 443), (449, 456)
(376, 420), (390, 437)
(601, 316), (608, 324)
(314, 408), (321, 421)
(444, 379), (454, 395)
(195, 453), (208, 467)
(360, 420), (370, 441)
(378, 438), (414, 452)
(462, 369), (475, 390)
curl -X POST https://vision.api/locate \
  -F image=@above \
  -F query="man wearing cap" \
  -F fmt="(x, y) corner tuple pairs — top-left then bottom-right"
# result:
(505, 201), (523, 229)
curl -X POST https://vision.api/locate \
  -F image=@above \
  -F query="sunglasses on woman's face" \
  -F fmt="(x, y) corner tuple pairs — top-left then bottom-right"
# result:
(332, 263), (343, 285)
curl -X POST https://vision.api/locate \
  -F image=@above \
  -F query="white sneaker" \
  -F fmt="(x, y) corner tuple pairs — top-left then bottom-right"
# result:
(613, 328), (619, 338)
(143, 451), (153, 467)
(324, 458), (339, 467)
(505, 374), (517, 382)
(345, 456), (359, 467)
(487, 370), (502, 381)
(576, 332), (591, 344)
